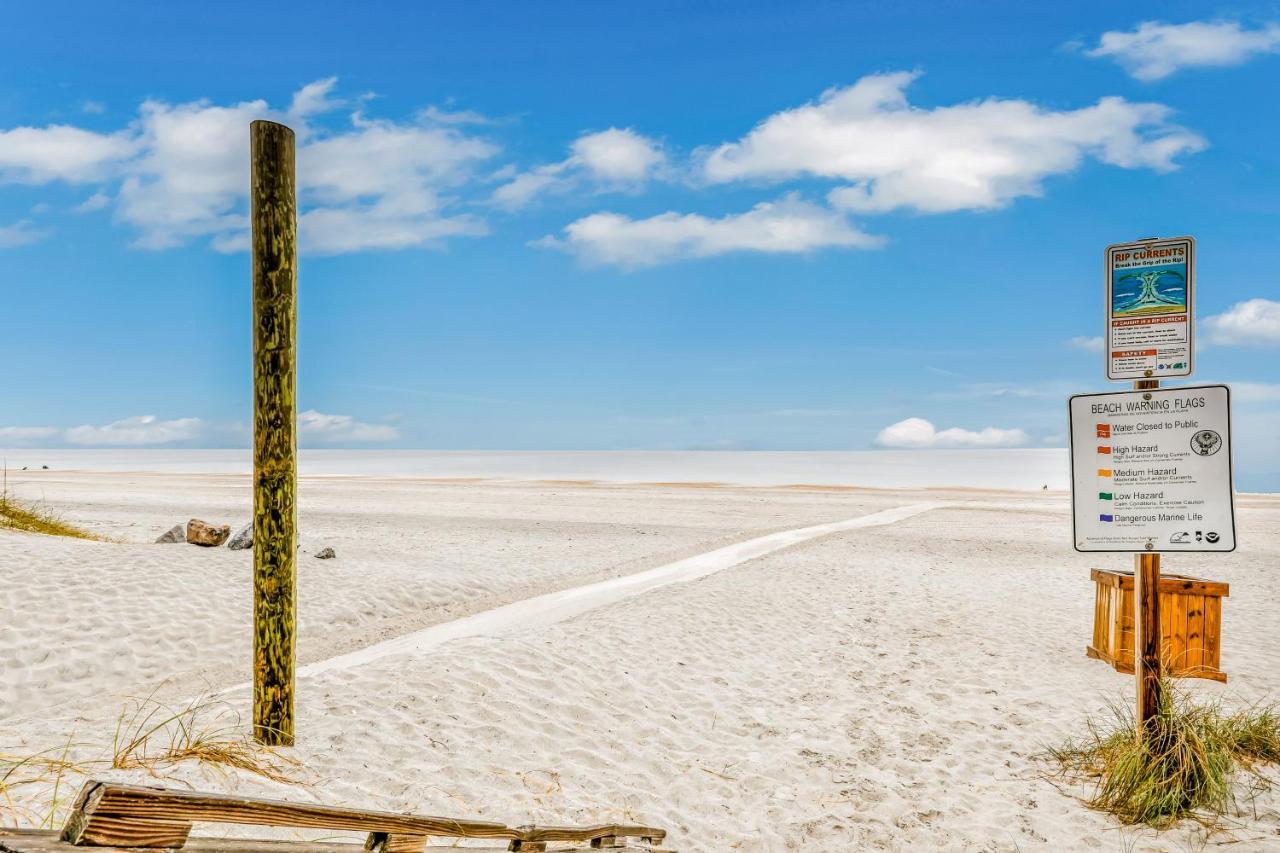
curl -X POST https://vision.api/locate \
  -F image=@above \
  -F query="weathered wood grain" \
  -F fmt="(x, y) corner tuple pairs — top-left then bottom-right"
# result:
(53, 783), (668, 850)
(4, 829), (671, 853)
(250, 119), (299, 747)
(1086, 568), (1227, 683)
(1088, 568), (1229, 597)
(363, 832), (426, 852)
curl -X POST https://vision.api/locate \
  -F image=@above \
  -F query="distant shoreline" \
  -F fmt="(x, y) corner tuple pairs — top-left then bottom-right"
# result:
(2, 447), (1074, 491)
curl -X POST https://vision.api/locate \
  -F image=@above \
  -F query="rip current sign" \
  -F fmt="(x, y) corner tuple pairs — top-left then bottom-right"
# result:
(1069, 385), (1235, 552)
(1106, 237), (1194, 381)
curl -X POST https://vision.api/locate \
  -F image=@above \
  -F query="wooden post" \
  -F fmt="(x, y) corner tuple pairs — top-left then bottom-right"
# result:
(1133, 377), (1162, 743)
(251, 120), (298, 746)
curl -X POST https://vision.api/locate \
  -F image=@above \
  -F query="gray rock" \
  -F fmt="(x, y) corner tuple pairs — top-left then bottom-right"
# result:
(155, 524), (187, 544)
(227, 523), (253, 551)
(314, 547), (336, 560)
(186, 518), (230, 547)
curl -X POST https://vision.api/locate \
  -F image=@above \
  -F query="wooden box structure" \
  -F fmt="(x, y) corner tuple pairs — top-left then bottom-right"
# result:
(1087, 568), (1228, 682)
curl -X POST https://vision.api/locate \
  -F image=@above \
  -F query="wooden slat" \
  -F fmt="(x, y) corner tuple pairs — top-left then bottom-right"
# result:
(1118, 587), (1134, 664)
(1169, 590), (1187, 672)
(1158, 583), (1173, 673)
(3, 827), (361, 852)
(57, 783), (668, 851)
(1205, 596), (1221, 670)
(1092, 584), (1105, 655)
(1090, 568), (1228, 597)
(516, 825), (665, 844)
(364, 832), (427, 853)
(61, 782), (514, 847)
(1183, 594), (1205, 671)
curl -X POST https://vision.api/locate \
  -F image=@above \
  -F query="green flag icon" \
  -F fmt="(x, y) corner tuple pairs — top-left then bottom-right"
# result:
(1099, 491), (1113, 500)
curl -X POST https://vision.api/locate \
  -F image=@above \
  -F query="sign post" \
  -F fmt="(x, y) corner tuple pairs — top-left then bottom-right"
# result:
(1073, 234), (1236, 746)
(250, 120), (298, 746)
(1133, 378), (1163, 743)
(1069, 379), (1236, 739)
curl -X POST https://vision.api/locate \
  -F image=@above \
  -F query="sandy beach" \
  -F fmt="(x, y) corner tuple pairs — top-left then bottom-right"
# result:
(2, 464), (1278, 850)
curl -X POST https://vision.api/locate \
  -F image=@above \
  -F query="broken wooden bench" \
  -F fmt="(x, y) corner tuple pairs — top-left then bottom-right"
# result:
(0, 781), (671, 852)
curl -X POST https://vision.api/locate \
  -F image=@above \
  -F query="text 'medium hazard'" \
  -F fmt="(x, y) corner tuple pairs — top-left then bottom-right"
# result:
(1069, 385), (1234, 552)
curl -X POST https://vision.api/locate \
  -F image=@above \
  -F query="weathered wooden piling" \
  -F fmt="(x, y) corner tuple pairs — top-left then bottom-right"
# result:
(250, 120), (297, 746)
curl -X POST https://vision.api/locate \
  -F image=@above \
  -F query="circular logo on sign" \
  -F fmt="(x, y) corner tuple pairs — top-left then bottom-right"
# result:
(1206, 531), (1221, 543)
(1190, 430), (1222, 456)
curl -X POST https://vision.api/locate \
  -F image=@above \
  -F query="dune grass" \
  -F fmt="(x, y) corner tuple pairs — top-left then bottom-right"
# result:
(0, 469), (102, 540)
(0, 493), (102, 540)
(110, 693), (300, 783)
(1048, 678), (1280, 829)
(2, 694), (300, 828)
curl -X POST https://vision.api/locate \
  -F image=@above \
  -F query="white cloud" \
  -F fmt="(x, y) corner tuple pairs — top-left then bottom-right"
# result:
(701, 71), (1204, 214)
(1231, 382), (1280, 403)
(298, 205), (486, 255)
(0, 426), (59, 444)
(0, 125), (136, 184)
(117, 97), (265, 249)
(419, 105), (493, 126)
(298, 410), (399, 442)
(875, 417), (1029, 449)
(296, 116), (496, 252)
(1084, 20), (1280, 81)
(0, 79), (500, 255)
(0, 219), (50, 248)
(64, 415), (202, 446)
(75, 192), (111, 213)
(1068, 335), (1105, 352)
(493, 127), (665, 210)
(571, 128), (665, 182)
(1204, 298), (1280, 346)
(492, 170), (562, 209)
(931, 380), (1076, 401)
(537, 195), (882, 269)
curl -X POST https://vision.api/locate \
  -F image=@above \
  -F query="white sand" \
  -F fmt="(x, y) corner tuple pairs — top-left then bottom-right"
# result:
(2, 467), (1278, 850)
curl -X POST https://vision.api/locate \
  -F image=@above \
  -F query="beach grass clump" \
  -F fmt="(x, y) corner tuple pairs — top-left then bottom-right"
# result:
(111, 693), (300, 784)
(1, 738), (87, 828)
(2, 694), (299, 828)
(0, 494), (101, 540)
(1049, 679), (1280, 829)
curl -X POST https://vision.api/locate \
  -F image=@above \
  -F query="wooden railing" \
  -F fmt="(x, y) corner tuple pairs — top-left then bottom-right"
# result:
(47, 781), (668, 852)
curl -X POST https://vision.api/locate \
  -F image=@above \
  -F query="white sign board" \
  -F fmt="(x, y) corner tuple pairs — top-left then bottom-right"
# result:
(1106, 237), (1195, 381)
(1069, 384), (1234, 552)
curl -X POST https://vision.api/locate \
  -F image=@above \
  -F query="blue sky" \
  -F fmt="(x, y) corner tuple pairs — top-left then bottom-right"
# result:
(1, 2), (1278, 487)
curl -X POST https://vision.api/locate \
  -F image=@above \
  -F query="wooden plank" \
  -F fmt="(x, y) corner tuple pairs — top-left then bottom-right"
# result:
(60, 782), (515, 847)
(1183, 594), (1204, 672)
(250, 118), (299, 747)
(1092, 584), (1105, 657)
(1168, 590), (1187, 672)
(1160, 576), (1229, 598)
(3, 827), (360, 852)
(1159, 584), (1174, 670)
(516, 825), (666, 844)
(1090, 569), (1228, 597)
(6, 828), (617, 852)
(56, 783), (668, 851)
(364, 833), (426, 853)
(1118, 587), (1134, 663)
(1091, 568), (1122, 589)
(1205, 596), (1221, 670)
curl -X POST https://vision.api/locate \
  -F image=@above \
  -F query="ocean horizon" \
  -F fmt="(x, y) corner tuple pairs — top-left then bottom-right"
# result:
(0, 448), (1078, 490)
